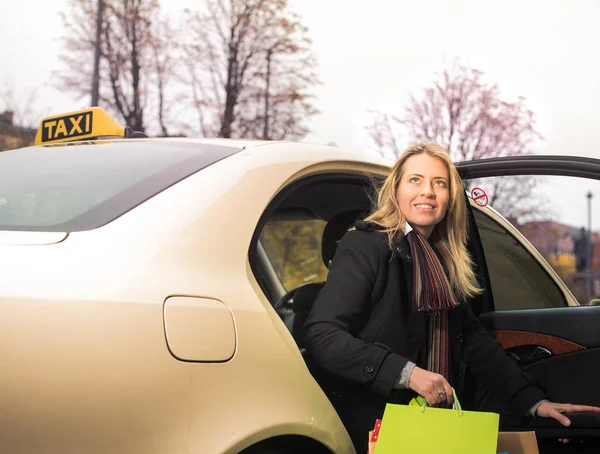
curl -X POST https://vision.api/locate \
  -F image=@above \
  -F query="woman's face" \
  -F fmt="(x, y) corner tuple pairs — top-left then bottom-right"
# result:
(396, 153), (450, 239)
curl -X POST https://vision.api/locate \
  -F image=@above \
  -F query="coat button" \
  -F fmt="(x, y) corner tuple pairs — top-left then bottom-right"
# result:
(365, 364), (375, 374)
(456, 334), (464, 343)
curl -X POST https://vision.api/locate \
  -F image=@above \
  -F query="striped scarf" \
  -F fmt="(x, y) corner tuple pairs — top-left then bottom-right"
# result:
(405, 229), (459, 381)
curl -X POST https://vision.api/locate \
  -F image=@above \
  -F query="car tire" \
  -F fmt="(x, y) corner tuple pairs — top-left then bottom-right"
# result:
(240, 445), (291, 454)
(239, 436), (332, 454)
(243, 449), (288, 454)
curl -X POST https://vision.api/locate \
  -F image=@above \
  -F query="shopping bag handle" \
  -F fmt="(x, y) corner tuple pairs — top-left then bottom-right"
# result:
(420, 388), (463, 416)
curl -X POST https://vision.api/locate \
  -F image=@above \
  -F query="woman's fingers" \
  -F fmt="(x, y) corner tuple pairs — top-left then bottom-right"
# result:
(428, 377), (452, 406)
(425, 387), (442, 406)
(549, 408), (572, 427)
(537, 401), (600, 427)
(538, 401), (600, 445)
(425, 385), (441, 405)
(425, 391), (438, 406)
(408, 367), (454, 406)
(443, 380), (454, 406)
(563, 404), (600, 413)
(435, 374), (452, 404)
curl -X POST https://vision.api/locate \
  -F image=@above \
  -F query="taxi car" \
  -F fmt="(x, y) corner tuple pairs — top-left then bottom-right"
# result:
(0, 108), (599, 453)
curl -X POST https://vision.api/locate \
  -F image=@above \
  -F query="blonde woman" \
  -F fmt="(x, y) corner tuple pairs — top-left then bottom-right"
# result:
(302, 143), (600, 452)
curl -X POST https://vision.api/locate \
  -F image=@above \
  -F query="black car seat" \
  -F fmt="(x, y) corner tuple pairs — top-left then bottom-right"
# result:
(291, 209), (365, 348)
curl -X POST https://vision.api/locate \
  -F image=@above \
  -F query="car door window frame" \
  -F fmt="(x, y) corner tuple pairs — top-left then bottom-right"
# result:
(249, 172), (383, 306)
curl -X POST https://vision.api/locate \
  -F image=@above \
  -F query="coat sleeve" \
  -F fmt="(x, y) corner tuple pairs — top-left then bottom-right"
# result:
(302, 229), (409, 397)
(459, 301), (548, 416)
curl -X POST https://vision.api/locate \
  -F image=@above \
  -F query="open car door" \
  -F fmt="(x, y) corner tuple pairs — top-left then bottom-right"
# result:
(457, 155), (600, 446)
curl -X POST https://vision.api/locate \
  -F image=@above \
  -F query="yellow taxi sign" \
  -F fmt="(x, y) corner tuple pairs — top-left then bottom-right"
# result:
(34, 107), (126, 145)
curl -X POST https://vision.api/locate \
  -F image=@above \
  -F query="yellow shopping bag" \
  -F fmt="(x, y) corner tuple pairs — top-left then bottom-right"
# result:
(374, 389), (500, 454)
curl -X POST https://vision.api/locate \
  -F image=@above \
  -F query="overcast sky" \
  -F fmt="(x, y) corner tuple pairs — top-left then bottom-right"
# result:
(2, 0), (600, 227)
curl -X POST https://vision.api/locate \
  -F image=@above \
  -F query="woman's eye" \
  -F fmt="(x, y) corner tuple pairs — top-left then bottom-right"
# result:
(409, 177), (419, 183)
(435, 180), (447, 187)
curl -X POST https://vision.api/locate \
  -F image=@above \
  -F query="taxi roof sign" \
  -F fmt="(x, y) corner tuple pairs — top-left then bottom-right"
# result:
(34, 107), (126, 145)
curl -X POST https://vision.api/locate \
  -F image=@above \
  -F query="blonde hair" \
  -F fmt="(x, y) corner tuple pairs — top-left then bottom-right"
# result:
(365, 142), (482, 300)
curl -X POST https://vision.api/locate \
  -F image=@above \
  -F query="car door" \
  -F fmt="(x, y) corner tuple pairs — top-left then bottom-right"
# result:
(457, 155), (600, 442)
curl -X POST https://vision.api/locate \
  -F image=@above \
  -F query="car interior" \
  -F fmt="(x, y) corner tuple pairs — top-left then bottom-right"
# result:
(250, 173), (376, 348)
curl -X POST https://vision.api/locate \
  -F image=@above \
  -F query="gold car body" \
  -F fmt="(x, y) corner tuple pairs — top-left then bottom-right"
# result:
(0, 137), (577, 454)
(0, 139), (394, 454)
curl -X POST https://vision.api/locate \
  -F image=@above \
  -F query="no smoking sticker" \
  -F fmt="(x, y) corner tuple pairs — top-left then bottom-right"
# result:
(471, 187), (489, 207)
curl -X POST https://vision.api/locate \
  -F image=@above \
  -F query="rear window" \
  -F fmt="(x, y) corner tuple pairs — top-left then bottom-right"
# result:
(0, 141), (240, 232)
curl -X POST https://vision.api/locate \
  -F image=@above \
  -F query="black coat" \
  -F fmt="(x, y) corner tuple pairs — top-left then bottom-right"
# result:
(302, 221), (547, 452)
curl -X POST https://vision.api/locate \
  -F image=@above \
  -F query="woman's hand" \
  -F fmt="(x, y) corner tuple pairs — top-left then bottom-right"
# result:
(408, 366), (453, 406)
(536, 401), (600, 426)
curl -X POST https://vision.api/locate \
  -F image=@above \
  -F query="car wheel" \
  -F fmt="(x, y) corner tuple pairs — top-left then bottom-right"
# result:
(244, 449), (289, 454)
(238, 436), (332, 454)
(240, 445), (291, 454)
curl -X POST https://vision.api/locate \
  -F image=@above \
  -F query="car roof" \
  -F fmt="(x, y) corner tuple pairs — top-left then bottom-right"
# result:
(27, 136), (395, 167)
(135, 137), (274, 149)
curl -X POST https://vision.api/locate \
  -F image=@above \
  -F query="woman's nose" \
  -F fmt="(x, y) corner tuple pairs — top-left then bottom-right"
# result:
(421, 182), (435, 197)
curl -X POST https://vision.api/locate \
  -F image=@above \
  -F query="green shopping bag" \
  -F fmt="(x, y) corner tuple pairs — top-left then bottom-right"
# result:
(374, 389), (499, 454)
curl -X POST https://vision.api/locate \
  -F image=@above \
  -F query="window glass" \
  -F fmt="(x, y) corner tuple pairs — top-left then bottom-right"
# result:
(260, 219), (328, 290)
(468, 175), (600, 308)
(473, 208), (566, 310)
(0, 142), (240, 231)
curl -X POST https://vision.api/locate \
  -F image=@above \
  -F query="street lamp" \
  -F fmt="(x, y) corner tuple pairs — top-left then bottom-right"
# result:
(587, 191), (593, 298)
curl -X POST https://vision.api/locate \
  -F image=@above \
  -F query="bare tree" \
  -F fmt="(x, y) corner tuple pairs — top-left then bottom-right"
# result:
(182, 0), (319, 139)
(56, 0), (175, 133)
(365, 111), (404, 159)
(149, 17), (178, 136)
(56, 0), (100, 105)
(91, 0), (105, 106)
(366, 60), (543, 219)
(367, 61), (541, 159)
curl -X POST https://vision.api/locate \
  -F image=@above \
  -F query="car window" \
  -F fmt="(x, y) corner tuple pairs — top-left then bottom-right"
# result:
(0, 142), (240, 232)
(468, 175), (600, 308)
(473, 207), (566, 310)
(259, 219), (328, 290)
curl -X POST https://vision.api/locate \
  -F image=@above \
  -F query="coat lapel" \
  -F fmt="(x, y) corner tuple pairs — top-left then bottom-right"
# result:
(394, 237), (428, 366)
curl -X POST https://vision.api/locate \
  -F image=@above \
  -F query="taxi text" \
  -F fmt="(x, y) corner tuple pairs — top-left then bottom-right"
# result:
(41, 111), (93, 142)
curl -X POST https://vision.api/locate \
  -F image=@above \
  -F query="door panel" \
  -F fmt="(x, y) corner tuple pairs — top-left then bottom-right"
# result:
(481, 307), (600, 348)
(492, 331), (583, 357)
(479, 308), (600, 416)
(525, 349), (600, 407)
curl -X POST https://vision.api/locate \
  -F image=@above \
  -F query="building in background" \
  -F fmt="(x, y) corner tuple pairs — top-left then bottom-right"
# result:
(519, 220), (600, 303)
(520, 220), (576, 274)
(0, 111), (36, 151)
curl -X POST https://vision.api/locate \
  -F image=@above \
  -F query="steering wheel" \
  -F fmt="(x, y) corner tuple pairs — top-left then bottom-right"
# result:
(273, 286), (302, 311)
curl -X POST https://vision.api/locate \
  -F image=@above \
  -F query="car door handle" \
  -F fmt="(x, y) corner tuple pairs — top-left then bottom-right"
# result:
(529, 346), (552, 361)
(508, 346), (553, 366)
